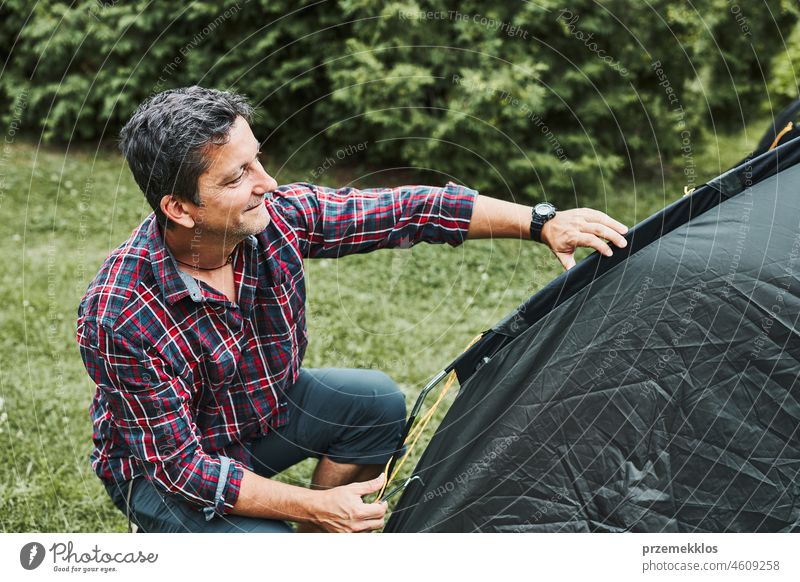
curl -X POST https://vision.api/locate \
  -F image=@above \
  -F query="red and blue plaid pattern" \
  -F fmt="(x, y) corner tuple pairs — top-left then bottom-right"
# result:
(77, 181), (476, 517)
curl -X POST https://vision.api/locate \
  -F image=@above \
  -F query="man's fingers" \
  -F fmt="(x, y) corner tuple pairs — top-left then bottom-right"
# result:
(359, 501), (388, 520)
(545, 208), (627, 268)
(586, 209), (628, 234)
(555, 251), (576, 271)
(353, 472), (386, 496)
(355, 518), (386, 532)
(577, 234), (613, 257)
(584, 222), (628, 249)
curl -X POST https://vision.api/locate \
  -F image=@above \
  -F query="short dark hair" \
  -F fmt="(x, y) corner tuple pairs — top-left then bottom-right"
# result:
(118, 86), (254, 228)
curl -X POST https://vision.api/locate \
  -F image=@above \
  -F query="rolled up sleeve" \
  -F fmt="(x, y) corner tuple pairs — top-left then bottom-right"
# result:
(272, 181), (477, 259)
(81, 319), (243, 518)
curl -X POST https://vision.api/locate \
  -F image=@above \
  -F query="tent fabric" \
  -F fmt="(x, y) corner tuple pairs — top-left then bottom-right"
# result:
(385, 134), (800, 533)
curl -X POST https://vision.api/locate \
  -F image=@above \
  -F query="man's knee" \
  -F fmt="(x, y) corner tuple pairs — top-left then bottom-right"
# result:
(360, 370), (406, 425)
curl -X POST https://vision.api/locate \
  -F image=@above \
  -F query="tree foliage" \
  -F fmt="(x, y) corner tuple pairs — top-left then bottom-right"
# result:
(1, 0), (797, 204)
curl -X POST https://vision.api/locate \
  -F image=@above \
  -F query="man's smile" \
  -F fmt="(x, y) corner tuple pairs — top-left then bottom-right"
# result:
(244, 200), (264, 212)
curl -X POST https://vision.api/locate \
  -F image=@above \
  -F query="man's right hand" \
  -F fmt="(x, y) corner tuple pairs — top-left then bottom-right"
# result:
(310, 473), (388, 533)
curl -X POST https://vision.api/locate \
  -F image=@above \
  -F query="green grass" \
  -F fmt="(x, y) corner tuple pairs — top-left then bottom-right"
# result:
(0, 126), (759, 532)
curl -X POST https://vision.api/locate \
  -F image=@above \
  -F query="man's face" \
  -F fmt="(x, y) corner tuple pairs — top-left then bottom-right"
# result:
(191, 116), (277, 238)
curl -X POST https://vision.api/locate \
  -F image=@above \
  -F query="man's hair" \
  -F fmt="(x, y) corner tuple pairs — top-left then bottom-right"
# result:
(118, 86), (254, 228)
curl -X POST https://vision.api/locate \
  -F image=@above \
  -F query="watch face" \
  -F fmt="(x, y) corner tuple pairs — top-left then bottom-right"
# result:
(534, 202), (556, 218)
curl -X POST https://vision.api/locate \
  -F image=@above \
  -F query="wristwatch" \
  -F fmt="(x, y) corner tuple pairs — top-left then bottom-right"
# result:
(530, 202), (557, 243)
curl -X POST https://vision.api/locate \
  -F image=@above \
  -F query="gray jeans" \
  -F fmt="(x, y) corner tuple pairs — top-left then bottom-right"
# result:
(104, 367), (406, 532)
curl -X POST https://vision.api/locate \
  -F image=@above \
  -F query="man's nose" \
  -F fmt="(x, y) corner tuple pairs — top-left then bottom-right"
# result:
(254, 167), (278, 195)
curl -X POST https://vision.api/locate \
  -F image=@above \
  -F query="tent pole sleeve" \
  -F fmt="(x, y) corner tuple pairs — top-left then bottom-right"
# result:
(385, 369), (449, 481)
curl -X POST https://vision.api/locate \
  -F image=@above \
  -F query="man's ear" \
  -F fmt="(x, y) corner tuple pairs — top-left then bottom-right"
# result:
(160, 194), (196, 228)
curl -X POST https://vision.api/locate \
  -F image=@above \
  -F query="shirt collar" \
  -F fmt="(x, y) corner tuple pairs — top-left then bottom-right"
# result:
(145, 214), (203, 305)
(145, 214), (261, 306)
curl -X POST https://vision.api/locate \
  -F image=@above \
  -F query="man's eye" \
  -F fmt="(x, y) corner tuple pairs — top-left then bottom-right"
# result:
(227, 152), (263, 186)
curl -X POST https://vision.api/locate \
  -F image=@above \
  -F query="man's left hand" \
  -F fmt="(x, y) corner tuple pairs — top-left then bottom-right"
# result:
(540, 208), (629, 270)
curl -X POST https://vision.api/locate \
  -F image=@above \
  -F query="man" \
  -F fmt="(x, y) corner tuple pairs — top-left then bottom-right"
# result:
(77, 86), (628, 533)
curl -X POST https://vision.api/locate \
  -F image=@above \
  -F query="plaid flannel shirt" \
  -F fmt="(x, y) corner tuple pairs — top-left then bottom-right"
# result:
(77, 181), (477, 519)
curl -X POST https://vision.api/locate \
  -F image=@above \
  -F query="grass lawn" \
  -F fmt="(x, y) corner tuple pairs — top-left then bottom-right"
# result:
(0, 126), (758, 532)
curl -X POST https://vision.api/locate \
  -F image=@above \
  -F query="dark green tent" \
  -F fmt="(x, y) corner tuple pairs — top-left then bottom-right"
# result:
(385, 108), (800, 533)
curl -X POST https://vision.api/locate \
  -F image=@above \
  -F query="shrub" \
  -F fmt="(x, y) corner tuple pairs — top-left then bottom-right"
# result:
(1, 0), (796, 205)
